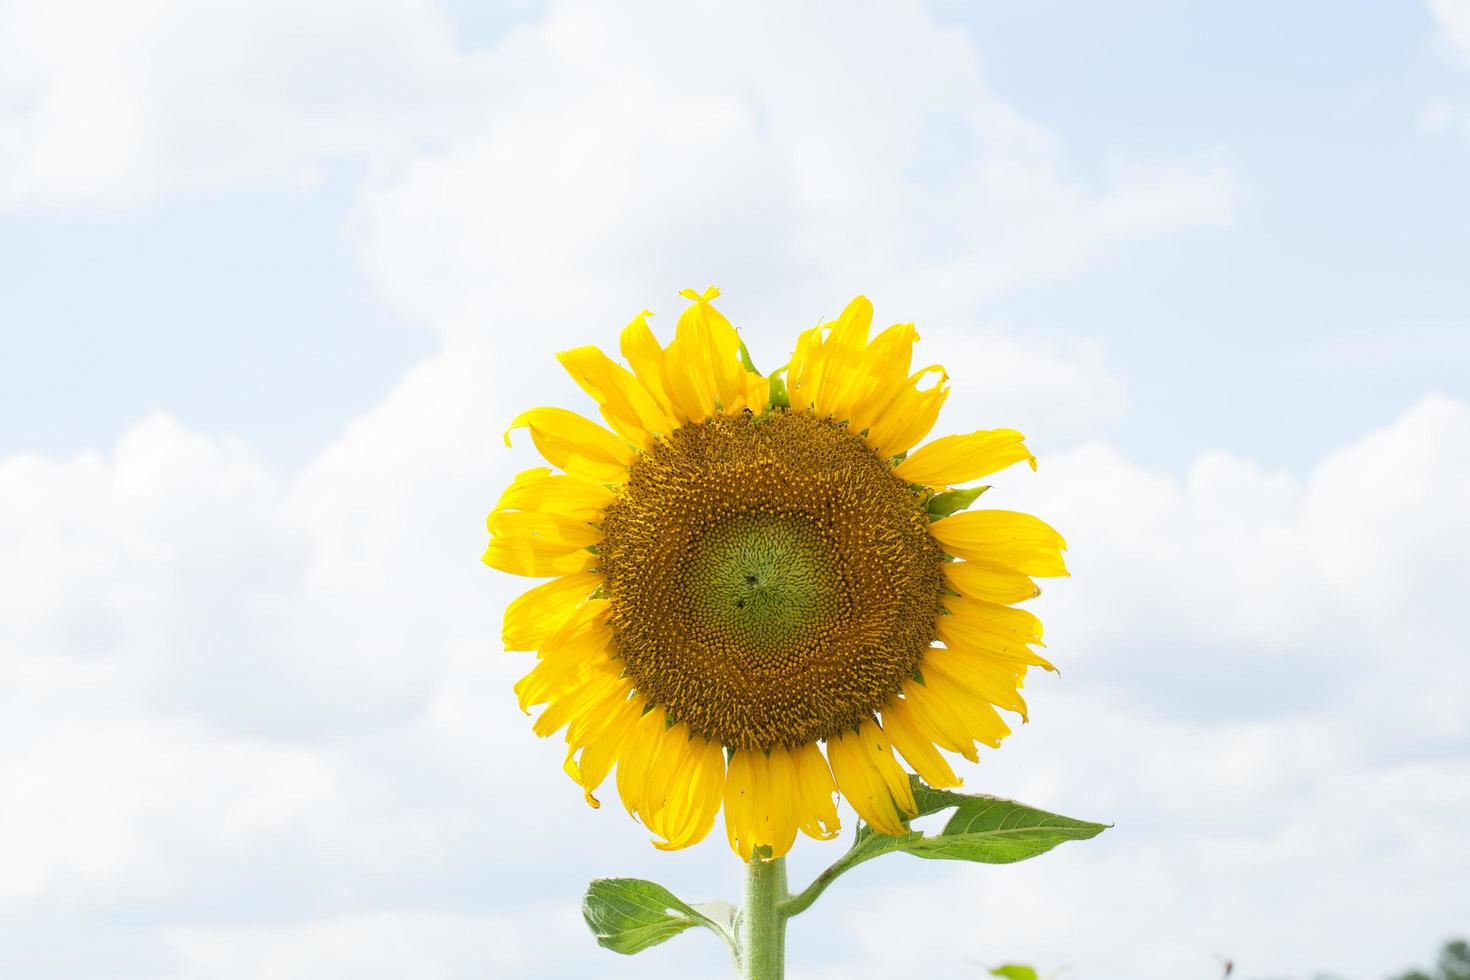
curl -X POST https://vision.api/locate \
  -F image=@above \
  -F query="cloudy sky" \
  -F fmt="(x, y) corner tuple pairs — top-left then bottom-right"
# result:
(3, 2), (1469, 978)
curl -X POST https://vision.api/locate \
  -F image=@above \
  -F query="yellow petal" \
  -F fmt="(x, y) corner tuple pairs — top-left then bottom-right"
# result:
(501, 571), (602, 650)
(915, 670), (1014, 750)
(661, 287), (747, 422)
(922, 646), (1030, 721)
(859, 720), (917, 815)
(938, 595), (1055, 671)
(557, 345), (676, 449)
(619, 311), (676, 418)
(881, 697), (962, 788)
(929, 510), (1069, 577)
(528, 664), (626, 736)
(846, 323), (917, 434)
(505, 407), (634, 484)
(745, 372), (771, 414)
(826, 725), (911, 836)
(898, 680), (979, 762)
(683, 286), (750, 413)
(565, 690), (642, 807)
(943, 596), (1044, 644)
(539, 597), (611, 658)
(936, 618), (1054, 672)
(785, 324), (825, 413)
(515, 603), (615, 708)
(791, 742), (841, 840)
(893, 429), (1036, 487)
(744, 747), (776, 855)
(516, 641), (617, 717)
(635, 720), (696, 834)
(482, 537), (596, 577)
(494, 467), (614, 522)
(810, 296), (873, 422)
(893, 687), (976, 764)
(486, 510), (602, 549)
(615, 704), (667, 817)
(723, 748), (759, 861)
(651, 735), (725, 851)
(943, 561), (1041, 605)
(762, 746), (801, 859)
(865, 366), (949, 457)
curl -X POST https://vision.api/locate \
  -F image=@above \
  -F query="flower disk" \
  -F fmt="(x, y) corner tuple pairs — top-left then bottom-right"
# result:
(600, 410), (946, 750)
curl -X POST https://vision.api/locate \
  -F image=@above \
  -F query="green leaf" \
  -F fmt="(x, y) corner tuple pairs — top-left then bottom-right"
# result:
(782, 778), (1107, 918)
(990, 966), (1040, 980)
(582, 878), (735, 956)
(927, 485), (989, 519)
(905, 784), (1108, 865)
(910, 779), (972, 818)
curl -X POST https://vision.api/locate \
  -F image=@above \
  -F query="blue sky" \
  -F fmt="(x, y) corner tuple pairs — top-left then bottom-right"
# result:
(1, 3), (1468, 979)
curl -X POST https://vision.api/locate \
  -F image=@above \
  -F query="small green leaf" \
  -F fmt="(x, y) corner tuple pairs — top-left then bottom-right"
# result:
(990, 966), (1040, 980)
(927, 485), (989, 519)
(582, 878), (734, 956)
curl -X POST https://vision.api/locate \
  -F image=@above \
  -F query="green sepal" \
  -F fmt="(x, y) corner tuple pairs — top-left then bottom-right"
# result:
(989, 966), (1040, 980)
(582, 877), (738, 958)
(737, 339), (760, 374)
(927, 485), (990, 519)
(767, 373), (791, 410)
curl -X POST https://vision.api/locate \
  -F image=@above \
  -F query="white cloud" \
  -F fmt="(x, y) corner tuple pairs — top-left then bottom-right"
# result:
(1423, 0), (1470, 140)
(788, 394), (1470, 980)
(927, 329), (1128, 444)
(0, 0), (490, 208)
(157, 907), (575, 980)
(354, 1), (1234, 342)
(1431, 0), (1470, 65)
(1419, 98), (1460, 133)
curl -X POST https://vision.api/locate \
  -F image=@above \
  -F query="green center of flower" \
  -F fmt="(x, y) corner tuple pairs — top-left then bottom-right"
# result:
(598, 409), (946, 749)
(684, 514), (851, 662)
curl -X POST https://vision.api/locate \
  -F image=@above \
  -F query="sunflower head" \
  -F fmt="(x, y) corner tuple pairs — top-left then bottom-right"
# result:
(485, 287), (1067, 860)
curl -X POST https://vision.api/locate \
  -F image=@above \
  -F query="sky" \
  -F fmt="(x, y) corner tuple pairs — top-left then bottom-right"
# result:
(1, 2), (1468, 979)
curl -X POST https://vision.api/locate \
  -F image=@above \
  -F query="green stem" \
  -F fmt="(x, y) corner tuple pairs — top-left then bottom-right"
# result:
(741, 856), (787, 980)
(777, 859), (841, 919)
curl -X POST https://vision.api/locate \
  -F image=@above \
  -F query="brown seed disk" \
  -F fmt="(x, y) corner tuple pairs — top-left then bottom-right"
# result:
(597, 409), (946, 749)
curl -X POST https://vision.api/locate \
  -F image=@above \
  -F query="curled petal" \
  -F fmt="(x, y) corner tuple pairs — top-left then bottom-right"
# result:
(865, 366), (950, 458)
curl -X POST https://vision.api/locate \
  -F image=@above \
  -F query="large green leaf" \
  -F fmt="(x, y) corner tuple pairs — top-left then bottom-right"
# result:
(905, 790), (1108, 865)
(582, 878), (736, 956)
(783, 778), (1106, 917)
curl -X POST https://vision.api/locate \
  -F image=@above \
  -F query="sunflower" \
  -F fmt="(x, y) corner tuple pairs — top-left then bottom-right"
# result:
(485, 287), (1067, 861)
